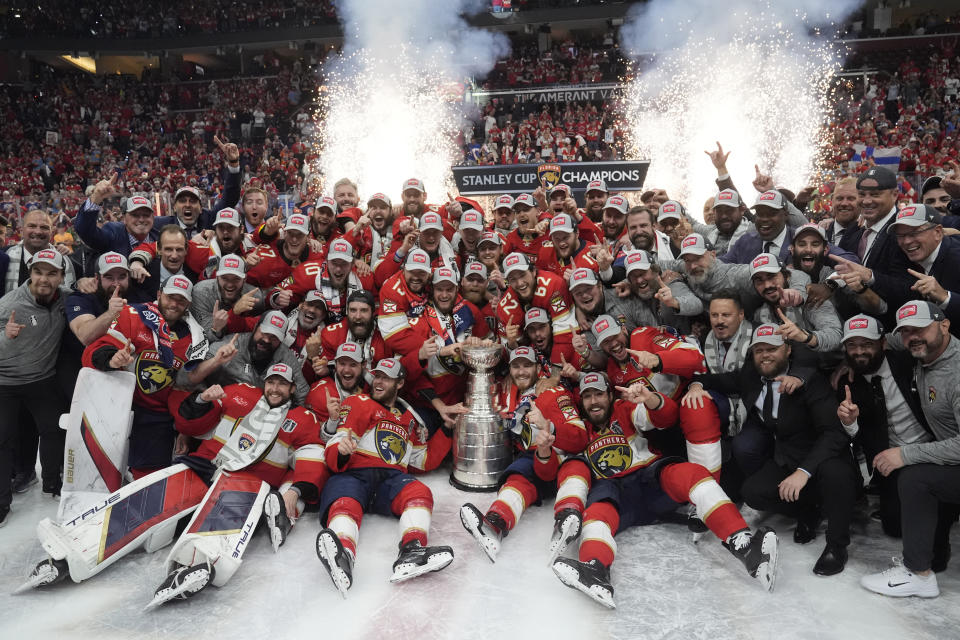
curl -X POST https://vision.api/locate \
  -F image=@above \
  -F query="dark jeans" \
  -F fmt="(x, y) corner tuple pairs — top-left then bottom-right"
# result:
(741, 455), (859, 547)
(898, 464), (960, 572)
(0, 378), (67, 508)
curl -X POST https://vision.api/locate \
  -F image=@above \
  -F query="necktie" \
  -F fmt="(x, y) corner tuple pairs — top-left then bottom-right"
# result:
(721, 341), (732, 365)
(871, 376), (888, 433)
(763, 241), (774, 255)
(762, 379), (776, 428)
(857, 229), (872, 261)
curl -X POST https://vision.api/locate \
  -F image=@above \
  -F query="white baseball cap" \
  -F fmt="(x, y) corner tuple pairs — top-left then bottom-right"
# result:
(265, 362), (294, 383)
(463, 261), (488, 281)
(714, 189), (741, 208)
(895, 300), (945, 331)
(259, 310), (288, 340)
(503, 252), (532, 277)
(336, 342), (364, 363)
(509, 346), (537, 363)
(793, 223), (827, 242)
(432, 266), (459, 285)
(579, 371), (609, 394)
(494, 194), (514, 211)
(30, 248), (66, 271)
(549, 213), (576, 235)
(214, 207), (242, 227)
(316, 195), (337, 212)
(460, 210), (484, 232)
(753, 190), (787, 210)
(327, 238), (354, 263)
(217, 254), (246, 279)
(568, 267), (599, 289)
(161, 274), (193, 301)
(419, 212), (444, 232)
(513, 194), (536, 209)
(404, 248), (431, 272)
(678, 233), (712, 257)
(372, 357), (406, 378)
(604, 195), (628, 215)
(586, 179), (609, 194)
(478, 230), (504, 247)
(367, 192), (392, 207)
(124, 195), (154, 215)
(285, 213), (310, 235)
(624, 250), (652, 274)
(749, 253), (782, 277)
(591, 314), (622, 344)
(842, 314), (883, 342)
(524, 307), (550, 327)
(657, 201), (684, 221)
(402, 178), (425, 194)
(97, 251), (129, 274)
(750, 323), (784, 347)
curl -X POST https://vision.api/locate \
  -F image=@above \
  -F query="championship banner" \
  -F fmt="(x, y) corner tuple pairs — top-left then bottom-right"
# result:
(452, 160), (650, 196)
(470, 83), (624, 105)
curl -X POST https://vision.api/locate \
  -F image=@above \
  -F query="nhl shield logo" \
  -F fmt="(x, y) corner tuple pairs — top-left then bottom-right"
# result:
(537, 163), (562, 191)
(375, 420), (408, 465)
(587, 434), (633, 478)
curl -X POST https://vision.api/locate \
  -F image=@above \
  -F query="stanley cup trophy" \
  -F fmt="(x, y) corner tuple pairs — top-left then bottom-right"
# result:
(450, 344), (512, 491)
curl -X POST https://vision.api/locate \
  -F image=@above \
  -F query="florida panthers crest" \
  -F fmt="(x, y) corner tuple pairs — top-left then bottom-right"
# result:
(587, 431), (633, 478)
(376, 420), (408, 465)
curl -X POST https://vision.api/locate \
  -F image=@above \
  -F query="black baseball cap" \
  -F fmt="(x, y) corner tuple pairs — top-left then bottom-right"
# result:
(920, 176), (942, 197)
(856, 167), (897, 191)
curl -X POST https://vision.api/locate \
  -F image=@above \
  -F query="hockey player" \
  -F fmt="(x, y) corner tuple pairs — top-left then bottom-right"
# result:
(459, 346), (591, 563)
(18, 364), (327, 607)
(315, 358), (455, 597)
(305, 342), (368, 439)
(551, 373), (779, 609)
(377, 248), (432, 348)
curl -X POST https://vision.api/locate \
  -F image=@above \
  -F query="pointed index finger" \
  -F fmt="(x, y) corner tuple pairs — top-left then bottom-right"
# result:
(827, 253), (851, 264)
(844, 384), (852, 403)
(229, 334), (238, 347)
(906, 268), (925, 280)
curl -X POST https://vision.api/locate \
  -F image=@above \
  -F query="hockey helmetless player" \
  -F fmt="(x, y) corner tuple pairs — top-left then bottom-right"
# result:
(17, 364), (327, 607)
(315, 358), (454, 597)
(460, 346), (591, 563)
(551, 373), (779, 609)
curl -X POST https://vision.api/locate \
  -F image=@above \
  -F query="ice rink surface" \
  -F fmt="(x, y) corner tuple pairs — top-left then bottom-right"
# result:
(1, 466), (957, 640)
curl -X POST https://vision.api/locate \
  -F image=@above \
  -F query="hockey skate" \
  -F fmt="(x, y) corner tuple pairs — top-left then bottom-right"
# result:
(725, 527), (779, 592)
(13, 558), (69, 594)
(262, 491), (292, 552)
(459, 503), (504, 563)
(316, 527), (353, 599)
(552, 557), (615, 609)
(144, 561), (214, 610)
(389, 539), (454, 583)
(547, 508), (582, 565)
(686, 504), (708, 544)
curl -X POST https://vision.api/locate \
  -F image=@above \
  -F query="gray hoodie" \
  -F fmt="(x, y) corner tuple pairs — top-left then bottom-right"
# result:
(0, 281), (69, 385)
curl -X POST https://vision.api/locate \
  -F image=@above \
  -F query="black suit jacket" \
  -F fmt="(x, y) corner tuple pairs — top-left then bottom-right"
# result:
(826, 221), (860, 255)
(129, 261), (199, 304)
(836, 351), (929, 470)
(695, 363), (850, 473)
(845, 212), (911, 276)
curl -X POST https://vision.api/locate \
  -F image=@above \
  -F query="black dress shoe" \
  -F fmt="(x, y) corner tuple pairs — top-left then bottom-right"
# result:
(793, 519), (817, 544)
(813, 544), (847, 576)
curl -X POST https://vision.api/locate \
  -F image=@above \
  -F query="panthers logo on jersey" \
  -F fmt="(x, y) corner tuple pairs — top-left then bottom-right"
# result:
(587, 433), (633, 478)
(375, 420), (409, 465)
(135, 351), (176, 394)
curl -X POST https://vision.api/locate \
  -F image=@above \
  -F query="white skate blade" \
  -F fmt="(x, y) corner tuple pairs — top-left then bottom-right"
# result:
(754, 530), (779, 592)
(143, 569), (210, 611)
(13, 560), (67, 594)
(691, 530), (706, 545)
(316, 532), (350, 599)
(552, 561), (615, 609)
(389, 550), (454, 584)
(264, 494), (283, 553)
(459, 505), (499, 563)
(546, 514), (581, 566)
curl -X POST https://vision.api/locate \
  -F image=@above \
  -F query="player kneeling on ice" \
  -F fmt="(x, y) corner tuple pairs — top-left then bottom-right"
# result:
(316, 358), (454, 597)
(551, 373), (778, 609)
(19, 363), (328, 609)
(460, 346), (591, 564)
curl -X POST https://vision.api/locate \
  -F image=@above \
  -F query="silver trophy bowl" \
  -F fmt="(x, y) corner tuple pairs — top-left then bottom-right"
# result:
(450, 344), (512, 491)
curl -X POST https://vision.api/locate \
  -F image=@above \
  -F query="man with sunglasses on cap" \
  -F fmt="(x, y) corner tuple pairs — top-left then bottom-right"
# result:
(0, 249), (72, 522)
(269, 237), (374, 324)
(190, 310), (309, 403)
(687, 324), (858, 576)
(861, 301), (960, 598)
(83, 274), (204, 478)
(460, 346), (591, 564)
(315, 358), (456, 596)
(550, 373), (779, 608)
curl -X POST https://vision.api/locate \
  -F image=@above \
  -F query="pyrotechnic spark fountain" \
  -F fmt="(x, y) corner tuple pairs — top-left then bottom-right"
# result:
(313, 0), (508, 200)
(619, 2), (855, 219)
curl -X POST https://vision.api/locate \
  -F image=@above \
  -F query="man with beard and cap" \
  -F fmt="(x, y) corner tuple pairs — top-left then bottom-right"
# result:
(833, 204), (960, 334)
(66, 252), (131, 349)
(315, 358), (456, 597)
(549, 373), (779, 608)
(459, 261), (498, 335)
(344, 192), (394, 268)
(0, 249), (72, 516)
(496, 252), (578, 364)
(190, 254), (263, 343)
(491, 194), (517, 234)
(687, 324), (858, 577)
(598, 195), (629, 255)
(790, 224), (860, 319)
(616, 250), (702, 333)
(654, 201), (685, 253)
(568, 267), (640, 356)
(377, 249), (432, 350)
(378, 211), (460, 284)
(306, 342), (369, 441)
(316, 291), (394, 382)
(281, 290), (327, 375)
(685, 189), (752, 256)
(245, 212), (324, 289)
(308, 195), (343, 250)
(82, 274), (203, 478)
(583, 179), (610, 224)
(503, 194), (545, 262)
(590, 315), (723, 478)
(749, 253), (842, 356)
(624, 206), (675, 264)
(543, 184), (604, 246)
(270, 237), (374, 324)
(840, 167), (911, 276)
(833, 314), (956, 564)
(513, 307), (577, 383)
(452, 209), (486, 265)
(720, 191), (797, 265)
(390, 177), (460, 242)
(392, 266), (486, 430)
(860, 301), (960, 598)
(676, 234), (810, 312)
(459, 346), (590, 564)
(536, 213), (614, 282)
(189, 310), (309, 403)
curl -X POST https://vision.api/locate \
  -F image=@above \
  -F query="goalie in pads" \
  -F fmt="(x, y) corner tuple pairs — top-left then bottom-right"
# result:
(19, 363), (328, 608)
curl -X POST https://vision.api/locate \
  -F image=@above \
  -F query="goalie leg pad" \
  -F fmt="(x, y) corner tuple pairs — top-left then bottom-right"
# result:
(165, 471), (271, 587)
(35, 464), (207, 583)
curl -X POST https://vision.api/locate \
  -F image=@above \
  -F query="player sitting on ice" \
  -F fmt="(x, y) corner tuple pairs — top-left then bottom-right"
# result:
(551, 373), (779, 609)
(460, 346), (590, 563)
(18, 364), (327, 608)
(315, 358), (455, 597)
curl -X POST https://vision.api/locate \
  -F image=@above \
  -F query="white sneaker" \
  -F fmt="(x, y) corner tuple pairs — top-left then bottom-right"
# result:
(860, 558), (940, 598)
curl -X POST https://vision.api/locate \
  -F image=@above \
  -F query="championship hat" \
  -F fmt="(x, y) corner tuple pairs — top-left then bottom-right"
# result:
(604, 195), (628, 215)
(214, 207), (242, 227)
(549, 213), (576, 235)
(372, 357), (406, 378)
(752, 190), (787, 210)
(895, 300), (945, 331)
(586, 179), (609, 194)
(890, 204), (938, 229)
(513, 194), (536, 209)
(624, 250), (653, 274)
(494, 194), (514, 211)
(316, 195), (337, 212)
(404, 248), (431, 272)
(285, 213), (310, 235)
(124, 195), (153, 215)
(432, 266), (459, 285)
(678, 233), (712, 257)
(793, 223), (827, 242)
(419, 212), (444, 232)
(96, 251), (129, 274)
(160, 274), (193, 301)
(750, 324), (784, 347)
(367, 192), (392, 208)
(259, 310), (288, 340)
(713, 189), (741, 208)
(303, 290), (327, 307)
(265, 363), (294, 383)
(579, 371), (609, 394)
(842, 314), (883, 342)
(550, 184), (572, 198)
(591, 315), (622, 344)
(478, 230), (504, 247)
(503, 252), (532, 277)
(750, 253), (782, 277)
(460, 210), (484, 232)
(509, 346), (537, 364)
(174, 186), (202, 201)
(29, 248), (66, 271)
(327, 238), (354, 263)
(216, 254), (246, 279)
(335, 342), (364, 363)
(402, 178), (426, 194)
(524, 307), (550, 327)
(657, 201), (684, 221)
(568, 267), (599, 289)
(463, 261), (488, 281)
